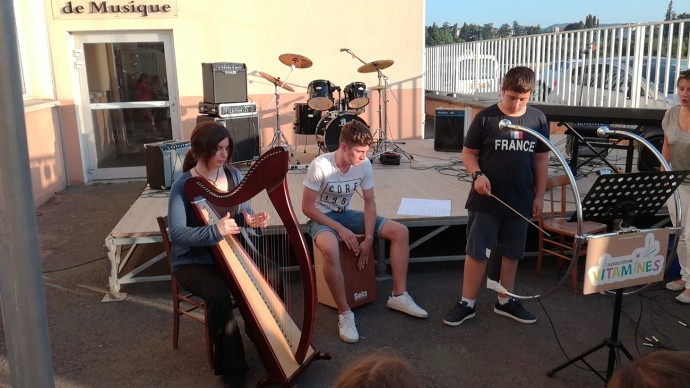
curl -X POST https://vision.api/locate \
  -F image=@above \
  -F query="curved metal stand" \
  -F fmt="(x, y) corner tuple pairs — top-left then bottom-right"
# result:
(544, 126), (685, 382)
(596, 126), (683, 279)
(492, 120), (584, 300)
(492, 122), (683, 300)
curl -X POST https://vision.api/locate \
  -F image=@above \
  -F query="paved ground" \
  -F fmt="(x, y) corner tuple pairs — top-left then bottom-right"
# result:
(1, 181), (690, 387)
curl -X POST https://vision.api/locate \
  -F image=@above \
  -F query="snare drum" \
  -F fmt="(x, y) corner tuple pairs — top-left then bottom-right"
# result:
(293, 103), (321, 134)
(343, 82), (369, 109)
(307, 80), (335, 111)
(315, 113), (367, 152)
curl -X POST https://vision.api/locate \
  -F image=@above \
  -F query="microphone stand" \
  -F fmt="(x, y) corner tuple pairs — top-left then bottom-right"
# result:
(577, 31), (598, 107)
(341, 49), (412, 163)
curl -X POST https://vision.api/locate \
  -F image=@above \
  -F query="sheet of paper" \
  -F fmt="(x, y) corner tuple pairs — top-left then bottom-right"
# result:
(397, 198), (451, 217)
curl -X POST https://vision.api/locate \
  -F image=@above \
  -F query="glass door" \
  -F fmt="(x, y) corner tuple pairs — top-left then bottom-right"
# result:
(74, 31), (179, 181)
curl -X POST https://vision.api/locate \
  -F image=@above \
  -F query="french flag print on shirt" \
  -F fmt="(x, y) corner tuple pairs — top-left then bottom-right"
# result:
(510, 131), (523, 139)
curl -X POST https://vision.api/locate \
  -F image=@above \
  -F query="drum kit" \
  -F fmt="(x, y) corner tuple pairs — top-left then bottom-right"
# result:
(259, 49), (410, 162)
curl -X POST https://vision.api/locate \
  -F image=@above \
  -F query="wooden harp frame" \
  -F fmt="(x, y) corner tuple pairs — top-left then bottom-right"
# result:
(183, 146), (325, 385)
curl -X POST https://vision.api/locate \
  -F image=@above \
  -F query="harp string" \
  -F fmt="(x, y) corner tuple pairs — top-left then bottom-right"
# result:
(205, 191), (295, 344)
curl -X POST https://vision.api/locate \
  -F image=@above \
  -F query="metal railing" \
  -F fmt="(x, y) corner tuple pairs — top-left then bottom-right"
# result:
(426, 19), (690, 109)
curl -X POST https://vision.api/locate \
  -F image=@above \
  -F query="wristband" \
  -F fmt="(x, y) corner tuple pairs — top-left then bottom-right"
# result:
(471, 171), (484, 182)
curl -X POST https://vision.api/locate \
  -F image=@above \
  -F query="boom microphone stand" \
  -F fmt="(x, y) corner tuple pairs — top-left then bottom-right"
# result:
(340, 49), (413, 162)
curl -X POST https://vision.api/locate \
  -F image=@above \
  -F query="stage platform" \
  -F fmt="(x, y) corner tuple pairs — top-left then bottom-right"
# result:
(103, 135), (670, 300)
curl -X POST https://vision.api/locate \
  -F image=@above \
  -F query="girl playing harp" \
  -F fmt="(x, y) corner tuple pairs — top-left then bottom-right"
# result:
(167, 121), (271, 386)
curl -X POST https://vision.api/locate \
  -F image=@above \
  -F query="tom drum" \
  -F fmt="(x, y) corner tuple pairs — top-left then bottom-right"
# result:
(343, 82), (369, 109)
(307, 80), (335, 111)
(293, 103), (321, 135)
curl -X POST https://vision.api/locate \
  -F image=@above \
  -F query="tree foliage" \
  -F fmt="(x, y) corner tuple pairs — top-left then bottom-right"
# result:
(425, 5), (688, 47)
(666, 0), (676, 21)
(426, 15), (597, 46)
(425, 22), (455, 46)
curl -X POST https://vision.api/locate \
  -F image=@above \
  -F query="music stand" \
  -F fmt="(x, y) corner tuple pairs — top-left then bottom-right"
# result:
(549, 170), (688, 383)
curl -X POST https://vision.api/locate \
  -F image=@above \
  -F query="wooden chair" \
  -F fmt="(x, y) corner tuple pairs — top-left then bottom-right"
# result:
(156, 216), (213, 369)
(536, 175), (607, 292)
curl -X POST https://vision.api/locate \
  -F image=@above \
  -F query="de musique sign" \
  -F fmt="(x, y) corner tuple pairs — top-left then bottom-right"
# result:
(53, 0), (178, 19)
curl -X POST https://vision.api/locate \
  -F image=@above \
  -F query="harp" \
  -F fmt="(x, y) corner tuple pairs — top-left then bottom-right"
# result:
(183, 147), (327, 385)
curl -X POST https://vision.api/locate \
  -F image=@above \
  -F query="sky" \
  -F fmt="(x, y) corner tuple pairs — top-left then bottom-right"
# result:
(425, 0), (689, 28)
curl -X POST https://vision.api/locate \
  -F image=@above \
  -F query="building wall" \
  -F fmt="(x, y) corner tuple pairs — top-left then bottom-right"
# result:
(24, 104), (68, 207)
(41, 0), (426, 188)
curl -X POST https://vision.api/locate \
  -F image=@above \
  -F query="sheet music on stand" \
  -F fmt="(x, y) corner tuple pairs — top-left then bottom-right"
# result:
(570, 170), (689, 225)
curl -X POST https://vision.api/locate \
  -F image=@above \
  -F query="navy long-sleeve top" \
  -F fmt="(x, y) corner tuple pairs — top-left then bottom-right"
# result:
(167, 166), (251, 273)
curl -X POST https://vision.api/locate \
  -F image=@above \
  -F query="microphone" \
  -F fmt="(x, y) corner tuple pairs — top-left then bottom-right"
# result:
(340, 48), (349, 52)
(498, 119), (513, 131)
(596, 126), (610, 137)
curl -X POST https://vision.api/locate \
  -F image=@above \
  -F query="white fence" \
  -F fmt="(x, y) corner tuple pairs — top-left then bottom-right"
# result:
(426, 20), (690, 109)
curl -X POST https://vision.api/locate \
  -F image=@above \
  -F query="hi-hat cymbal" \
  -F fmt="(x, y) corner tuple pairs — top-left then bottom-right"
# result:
(258, 71), (295, 92)
(358, 59), (394, 73)
(369, 84), (386, 90)
(279, 53), (313, 69)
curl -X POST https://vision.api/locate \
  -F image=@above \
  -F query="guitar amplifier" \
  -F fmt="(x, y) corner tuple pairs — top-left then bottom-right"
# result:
(144, 140), (191, 190)
(202, 62), (248, 103)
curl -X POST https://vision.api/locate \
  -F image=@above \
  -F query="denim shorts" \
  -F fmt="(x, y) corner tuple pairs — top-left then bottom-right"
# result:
(306, 210), (387, 240)
(465, 211), (528, 261)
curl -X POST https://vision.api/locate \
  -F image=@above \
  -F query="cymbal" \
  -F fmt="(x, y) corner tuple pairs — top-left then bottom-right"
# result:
(358, 59), (394, 73)
(279, 53), (313, 69)
(369, 84), (386, 90)
(258, 71), (295, 92)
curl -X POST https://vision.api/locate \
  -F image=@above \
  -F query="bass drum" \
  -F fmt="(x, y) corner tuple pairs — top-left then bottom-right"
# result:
(315, 113), (367, 152)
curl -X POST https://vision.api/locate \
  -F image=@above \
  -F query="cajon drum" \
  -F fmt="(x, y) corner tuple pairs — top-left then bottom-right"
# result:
(313, 236), (377, 309)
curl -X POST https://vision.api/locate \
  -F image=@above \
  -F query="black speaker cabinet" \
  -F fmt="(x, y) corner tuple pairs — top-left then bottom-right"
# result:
(195, 115), (260, 164)
(637, 127), (664, 172)
(434, 108), (467, 152)
(201, 62), (248, 104)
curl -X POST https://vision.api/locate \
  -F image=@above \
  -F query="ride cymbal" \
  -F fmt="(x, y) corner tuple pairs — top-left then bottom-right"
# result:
(258, 71), (295, 92)
(358, 59), (394, 73)
(279, 53), (313, 69)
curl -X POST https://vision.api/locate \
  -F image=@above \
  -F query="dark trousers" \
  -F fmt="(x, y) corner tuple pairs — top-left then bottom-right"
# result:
(174, 264), (249, 376)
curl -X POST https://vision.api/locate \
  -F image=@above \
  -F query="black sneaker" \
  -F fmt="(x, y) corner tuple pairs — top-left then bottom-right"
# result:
(493, 298), (537, 324)
(443, 301), (476, 326)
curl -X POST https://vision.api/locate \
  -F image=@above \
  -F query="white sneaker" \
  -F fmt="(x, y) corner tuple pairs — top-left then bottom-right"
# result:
(666, 280), (686, 291)
(386, 291), (428, 318)
(338, 311), (359, 343)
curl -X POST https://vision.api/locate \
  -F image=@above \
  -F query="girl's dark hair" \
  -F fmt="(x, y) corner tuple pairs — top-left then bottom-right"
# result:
(182, 121), (234, 172)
